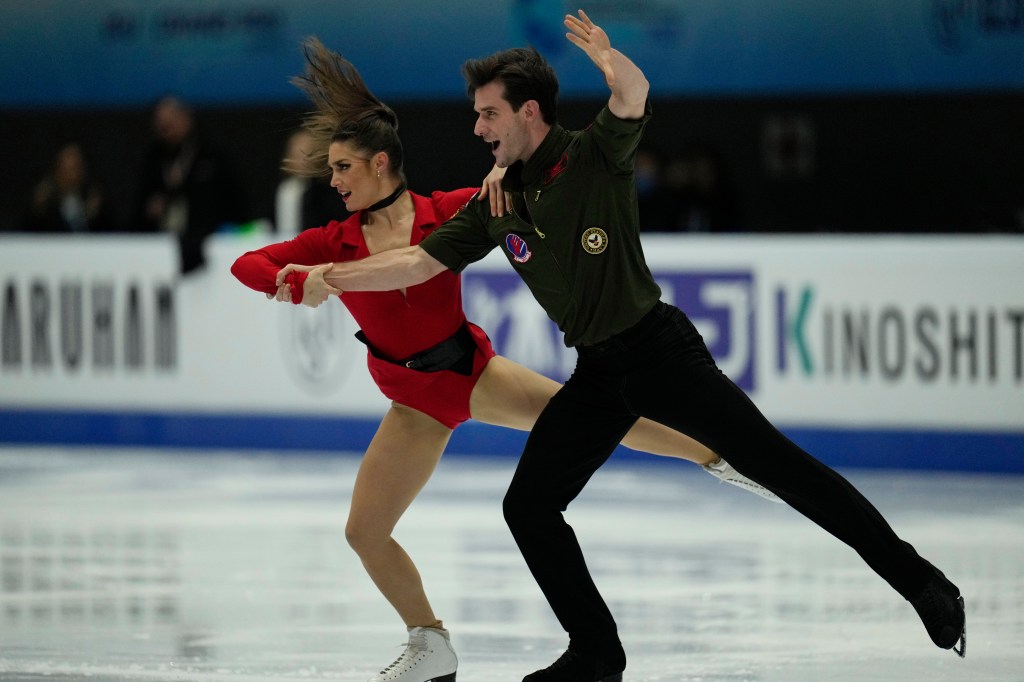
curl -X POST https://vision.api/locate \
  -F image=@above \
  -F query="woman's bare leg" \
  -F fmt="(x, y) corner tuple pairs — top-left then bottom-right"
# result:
(469, 355), (717, 465)
(346, 403), (454, 627)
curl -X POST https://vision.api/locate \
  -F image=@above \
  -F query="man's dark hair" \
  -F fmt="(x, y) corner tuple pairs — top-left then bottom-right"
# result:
(462, 47), (559, 126)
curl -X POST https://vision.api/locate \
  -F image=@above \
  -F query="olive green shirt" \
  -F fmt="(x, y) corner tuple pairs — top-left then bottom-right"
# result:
(420, 104), (661, 347)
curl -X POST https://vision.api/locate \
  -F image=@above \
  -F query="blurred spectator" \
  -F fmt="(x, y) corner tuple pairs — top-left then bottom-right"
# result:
(662, 146), (738, 232)
(635, 146), (674, 231)
(274, 128), (345, 237)
(23, 143), (117, 233)
(133, 96), (244, 274)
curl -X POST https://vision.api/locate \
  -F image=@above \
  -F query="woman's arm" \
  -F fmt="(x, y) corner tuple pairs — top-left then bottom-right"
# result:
(475, 164), (509, 217)
(231, 227), (336, 301)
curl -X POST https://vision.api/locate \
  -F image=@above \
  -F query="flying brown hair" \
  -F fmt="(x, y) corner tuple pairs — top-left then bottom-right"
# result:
(288, 37), (403, 179)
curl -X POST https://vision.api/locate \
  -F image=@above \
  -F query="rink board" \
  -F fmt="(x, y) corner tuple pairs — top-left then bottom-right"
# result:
(1, 233), (1022, 472)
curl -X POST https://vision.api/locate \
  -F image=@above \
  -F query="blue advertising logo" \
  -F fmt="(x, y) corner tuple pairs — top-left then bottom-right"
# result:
(463, 272), (571, 379)
(462, 269), (756, 391)
(658, 272), (756, 391)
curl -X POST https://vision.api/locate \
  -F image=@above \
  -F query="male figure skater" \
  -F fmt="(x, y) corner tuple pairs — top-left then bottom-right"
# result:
(279, 10), (966, 682)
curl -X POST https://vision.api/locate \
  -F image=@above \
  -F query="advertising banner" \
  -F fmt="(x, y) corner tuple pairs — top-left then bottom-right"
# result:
(0, 234), (387, 415)
(1, 233), (1022, 470)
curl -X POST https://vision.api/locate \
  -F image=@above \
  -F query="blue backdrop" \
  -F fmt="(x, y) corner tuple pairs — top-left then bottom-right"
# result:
(2, 0), (1022, 108)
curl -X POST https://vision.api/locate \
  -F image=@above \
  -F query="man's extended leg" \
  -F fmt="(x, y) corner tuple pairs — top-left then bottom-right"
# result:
(627, 304), (965, 655)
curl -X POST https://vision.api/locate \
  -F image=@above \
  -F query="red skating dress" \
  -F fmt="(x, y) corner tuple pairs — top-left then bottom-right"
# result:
(231, 189), (496, 428)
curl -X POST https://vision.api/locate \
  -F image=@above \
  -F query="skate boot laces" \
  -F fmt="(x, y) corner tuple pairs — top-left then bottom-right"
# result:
(370, 626), (457, 682)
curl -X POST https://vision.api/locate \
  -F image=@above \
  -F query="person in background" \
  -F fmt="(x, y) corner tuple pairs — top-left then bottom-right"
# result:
(24, 143), (116, 233)
(661, 146), (737, 232)
(133, 95), (245, 274)
(633, 145), (672, 231)
(275, 127), (346, 237)
(232, 37), (778, 682)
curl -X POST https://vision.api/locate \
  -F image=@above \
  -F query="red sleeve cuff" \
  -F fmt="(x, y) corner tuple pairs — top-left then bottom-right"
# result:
(285, 272), (308, 304)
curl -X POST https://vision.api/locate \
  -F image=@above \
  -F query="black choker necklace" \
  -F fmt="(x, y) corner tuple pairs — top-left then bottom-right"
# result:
(365, 183), (406, 212)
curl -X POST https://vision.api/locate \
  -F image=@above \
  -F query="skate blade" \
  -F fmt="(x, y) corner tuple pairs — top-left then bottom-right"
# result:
(952, 596), (966, 658)
(425, 674), (456, 682)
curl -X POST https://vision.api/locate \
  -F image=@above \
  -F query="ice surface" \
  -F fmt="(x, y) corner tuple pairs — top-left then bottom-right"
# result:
(1, 447), (1021, 681)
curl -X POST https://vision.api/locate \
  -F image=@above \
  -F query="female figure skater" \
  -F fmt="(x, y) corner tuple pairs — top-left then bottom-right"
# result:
(231, 38), (776, 682)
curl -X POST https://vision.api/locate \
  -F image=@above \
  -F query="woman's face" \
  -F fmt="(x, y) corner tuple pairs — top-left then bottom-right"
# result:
(327, 140), (382, 211)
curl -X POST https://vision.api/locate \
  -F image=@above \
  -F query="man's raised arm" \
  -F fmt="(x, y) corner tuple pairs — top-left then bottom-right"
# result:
(564, 9), (649, 120)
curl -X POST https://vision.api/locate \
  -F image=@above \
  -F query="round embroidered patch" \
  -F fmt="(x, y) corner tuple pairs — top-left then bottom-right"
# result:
(581, 227), (608, 254)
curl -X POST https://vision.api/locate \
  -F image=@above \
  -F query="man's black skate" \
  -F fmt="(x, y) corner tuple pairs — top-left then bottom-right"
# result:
(523, 649), (624, 682)
(910, 567), (966, 657)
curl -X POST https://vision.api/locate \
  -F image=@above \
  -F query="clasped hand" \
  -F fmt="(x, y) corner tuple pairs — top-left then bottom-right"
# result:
(268, 262), (342, 308)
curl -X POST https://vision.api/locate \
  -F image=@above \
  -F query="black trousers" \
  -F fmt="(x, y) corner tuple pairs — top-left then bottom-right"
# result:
(502, 301), (935, 659)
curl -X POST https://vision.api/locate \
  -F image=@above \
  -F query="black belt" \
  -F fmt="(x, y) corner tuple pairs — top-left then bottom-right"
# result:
(355, 323), (476, 376)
